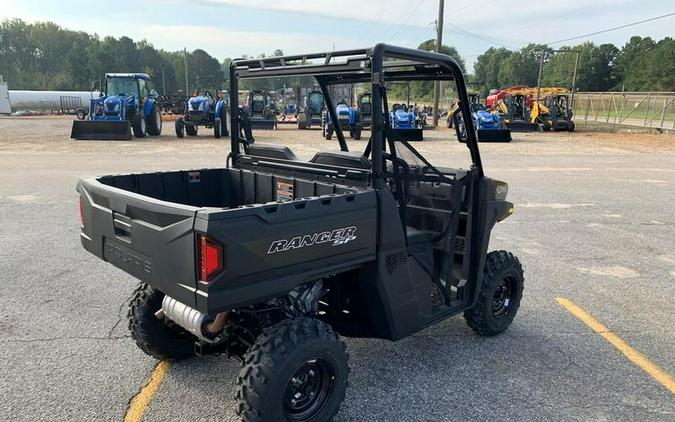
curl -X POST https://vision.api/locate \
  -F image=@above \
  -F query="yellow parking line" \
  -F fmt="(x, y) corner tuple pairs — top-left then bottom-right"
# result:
(556, 298), (674, 394)
(124, 360), (171, 422)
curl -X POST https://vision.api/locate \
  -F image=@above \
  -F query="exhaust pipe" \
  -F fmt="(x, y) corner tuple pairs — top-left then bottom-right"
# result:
(159, 295), (228, 342)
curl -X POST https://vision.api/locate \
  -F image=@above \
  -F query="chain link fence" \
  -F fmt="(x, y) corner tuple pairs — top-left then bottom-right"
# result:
(573, 92), (675, 130)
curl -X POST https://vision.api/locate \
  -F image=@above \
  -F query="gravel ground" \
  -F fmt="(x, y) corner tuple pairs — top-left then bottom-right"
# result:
(1, 116), (673, 421)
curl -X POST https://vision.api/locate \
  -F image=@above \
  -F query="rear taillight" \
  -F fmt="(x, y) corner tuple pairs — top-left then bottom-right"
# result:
(78, 196), (84, 227)
(198, 234), (223, 283)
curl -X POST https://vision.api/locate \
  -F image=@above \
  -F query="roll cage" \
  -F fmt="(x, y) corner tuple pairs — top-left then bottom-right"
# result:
(229, 44), (483, 180)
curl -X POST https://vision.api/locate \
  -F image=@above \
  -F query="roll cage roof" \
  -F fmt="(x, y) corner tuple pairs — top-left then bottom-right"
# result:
(229, 43), (483, 180)
(105, 73), (150, 80)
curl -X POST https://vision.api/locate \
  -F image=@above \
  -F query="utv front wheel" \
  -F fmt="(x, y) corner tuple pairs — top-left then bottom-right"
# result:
(128, 283), (195, 360)
(235, 317), (349, 422)
(464, 250), (523, 336)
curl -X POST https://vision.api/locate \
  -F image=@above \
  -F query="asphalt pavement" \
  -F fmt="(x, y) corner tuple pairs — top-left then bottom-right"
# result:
(0, 117), (673, 421)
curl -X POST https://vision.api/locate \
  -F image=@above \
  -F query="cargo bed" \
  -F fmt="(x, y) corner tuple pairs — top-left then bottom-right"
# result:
(78, 167), (377, 313)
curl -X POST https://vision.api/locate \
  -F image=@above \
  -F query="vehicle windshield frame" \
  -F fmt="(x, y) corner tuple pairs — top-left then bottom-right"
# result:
(105, 76), (140, 98)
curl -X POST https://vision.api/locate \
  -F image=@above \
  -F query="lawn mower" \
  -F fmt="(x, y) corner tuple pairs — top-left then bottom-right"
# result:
(175, 91), (229, 138)
(71, 73), (162, 140)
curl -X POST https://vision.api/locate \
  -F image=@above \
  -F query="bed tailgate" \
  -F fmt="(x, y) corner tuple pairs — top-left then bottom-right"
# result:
(77, 177), (199, 308)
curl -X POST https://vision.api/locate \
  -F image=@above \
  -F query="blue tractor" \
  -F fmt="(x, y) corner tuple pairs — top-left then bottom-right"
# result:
(297, 90), (325, 129)
(322, 100), (353, 140)
(71, 73), (162, 140)
(389, 103), (424, 141)
(244, 90), (276, 130)
(175, 91), (229, 138)
(451, 98), (512, 143)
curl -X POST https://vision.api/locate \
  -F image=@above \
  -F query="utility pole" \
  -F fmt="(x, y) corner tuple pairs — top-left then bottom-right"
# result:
(161, 68), (166, 95)
(570, 51), (580, 107)
(432, 0), (444, 127)
(183, 48), (189, 95)
(536, 50), (546, 101)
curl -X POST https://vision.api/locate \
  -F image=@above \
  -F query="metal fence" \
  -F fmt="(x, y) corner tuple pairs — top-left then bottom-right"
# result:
(573, 91), (675, 130)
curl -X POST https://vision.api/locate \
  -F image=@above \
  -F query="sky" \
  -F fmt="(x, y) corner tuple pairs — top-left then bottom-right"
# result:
(2, 0), (674, 71)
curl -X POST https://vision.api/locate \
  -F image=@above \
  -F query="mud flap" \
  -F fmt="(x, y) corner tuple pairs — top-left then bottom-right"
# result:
(71, 120), (132, 140)
(477, 129), (512, 142)
(248, 119), (276, 130)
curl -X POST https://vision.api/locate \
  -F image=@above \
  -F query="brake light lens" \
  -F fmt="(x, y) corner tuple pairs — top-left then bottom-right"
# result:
(198, 234), (223, 283)
(78, 196), (84, 227)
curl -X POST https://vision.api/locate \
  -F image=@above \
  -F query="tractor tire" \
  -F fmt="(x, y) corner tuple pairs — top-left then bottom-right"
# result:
(235, 317), (349, 422)
(354, 127), (362, 140)
(128, 283), (195, 360)
(297, 113), (307, 129)
(147, 104), (162, 136)
(214, 117), (222, 138)
(325, 128), (333, 141)
(185, 124), (198, 137)
(464, 250), (524, 336)
(132, 114), (147, 138)
(568, 122), (575, 132)
(175, 118), (185, 138)
(220, 111), (229, 137)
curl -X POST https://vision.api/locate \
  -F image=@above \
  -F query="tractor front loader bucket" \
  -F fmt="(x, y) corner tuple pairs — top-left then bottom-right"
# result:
(505, 122), (542, 132)
(71, 120), (133, 140)
(391, 128), (424, 142)
(477, 129), (512, 142)
(249, 119), (277, 130)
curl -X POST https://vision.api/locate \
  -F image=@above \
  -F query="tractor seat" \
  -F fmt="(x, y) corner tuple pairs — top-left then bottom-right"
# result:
(406, 226), (432, 246)
(246, 143), (297, 160)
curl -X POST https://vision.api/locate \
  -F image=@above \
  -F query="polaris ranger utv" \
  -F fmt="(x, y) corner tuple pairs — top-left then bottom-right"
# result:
(77, 44), (524, 422)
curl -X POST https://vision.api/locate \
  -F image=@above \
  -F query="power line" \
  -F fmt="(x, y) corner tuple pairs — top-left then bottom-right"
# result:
(389, 0), (427, 41)
(443, 21), (518, 49)
(547, 11), (675, 45)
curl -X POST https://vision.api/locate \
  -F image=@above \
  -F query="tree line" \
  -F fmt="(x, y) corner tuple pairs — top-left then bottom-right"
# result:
(1, 19), (673, 98)
(473, 37), (674, 96)
(0, 19), (225, 94)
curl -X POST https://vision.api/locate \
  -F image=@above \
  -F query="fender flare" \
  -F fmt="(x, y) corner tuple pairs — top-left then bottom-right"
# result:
(215, 99), (226, 119)
(143, 98), (156, 118)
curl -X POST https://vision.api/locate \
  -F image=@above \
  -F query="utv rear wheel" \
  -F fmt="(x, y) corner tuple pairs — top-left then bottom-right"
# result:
(235, 317), (349, 422)
(132, 114), (147, 138)
(464, 250), (523, 336)
(128, 283), (195, 360)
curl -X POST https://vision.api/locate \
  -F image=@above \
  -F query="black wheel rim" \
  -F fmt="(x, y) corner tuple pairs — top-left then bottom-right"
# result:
(283, 358), (335, 421)
(492, 275), (516, 318)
